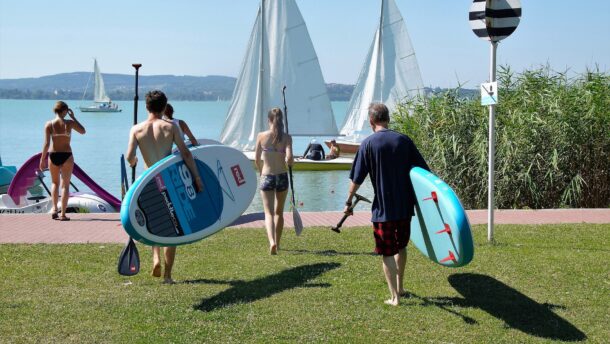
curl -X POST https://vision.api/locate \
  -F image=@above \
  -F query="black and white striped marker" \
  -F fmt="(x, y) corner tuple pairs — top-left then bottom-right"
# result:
(469, 0), (521, 42)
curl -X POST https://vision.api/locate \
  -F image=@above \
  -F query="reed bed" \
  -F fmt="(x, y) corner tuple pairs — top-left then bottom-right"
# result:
(394, 66), (609, 209)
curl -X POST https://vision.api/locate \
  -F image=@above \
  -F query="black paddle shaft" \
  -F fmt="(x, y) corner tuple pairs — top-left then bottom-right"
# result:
(131, 63), (142, 184)
(281, 86), (297, 206)
(331, 193), (372, 233)
(330, 199), (362, 233)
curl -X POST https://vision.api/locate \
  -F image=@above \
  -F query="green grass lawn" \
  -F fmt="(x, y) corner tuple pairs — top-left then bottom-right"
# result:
(1, 224), (608, 343)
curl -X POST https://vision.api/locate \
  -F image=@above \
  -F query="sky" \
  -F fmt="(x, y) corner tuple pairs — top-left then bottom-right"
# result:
(0, 0), (608, 88)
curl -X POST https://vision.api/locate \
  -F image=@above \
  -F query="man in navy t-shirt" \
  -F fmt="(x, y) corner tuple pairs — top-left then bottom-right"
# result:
(344, 103), (429, 306)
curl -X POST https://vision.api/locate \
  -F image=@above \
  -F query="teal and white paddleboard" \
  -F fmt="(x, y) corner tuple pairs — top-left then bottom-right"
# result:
(121, 145), (256, 246)
(410, 167), (474, 267)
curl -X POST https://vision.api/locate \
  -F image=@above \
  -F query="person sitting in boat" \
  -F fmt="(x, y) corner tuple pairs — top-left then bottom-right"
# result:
(302, 138), (325, 161)
(39, 101), (86, 221)
(163, 103), (198, 146)
(326, 139), (340, 160)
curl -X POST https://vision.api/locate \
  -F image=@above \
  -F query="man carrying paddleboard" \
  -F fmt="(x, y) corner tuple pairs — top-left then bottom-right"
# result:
(125, 90), (204, 284)
(343, 103), (429, 306)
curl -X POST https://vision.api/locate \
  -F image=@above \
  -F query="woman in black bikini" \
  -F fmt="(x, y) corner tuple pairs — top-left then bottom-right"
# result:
(254, 108), (294, 254)
(39, 101), (86, 221)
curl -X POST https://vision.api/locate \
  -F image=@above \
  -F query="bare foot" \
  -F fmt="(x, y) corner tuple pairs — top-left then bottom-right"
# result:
(163, 278), (175, 285)
(384, 298), (399, 306)
(270, 244), (277, 255)
(151, 264), (161, 277)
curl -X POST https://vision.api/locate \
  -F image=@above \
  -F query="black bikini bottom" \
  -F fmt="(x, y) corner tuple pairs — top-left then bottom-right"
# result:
(49, 152), (72, 166)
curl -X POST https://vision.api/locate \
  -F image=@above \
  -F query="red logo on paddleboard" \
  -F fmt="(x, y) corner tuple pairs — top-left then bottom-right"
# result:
(231, 165), (246, 186)
(155, 174), (166, 191)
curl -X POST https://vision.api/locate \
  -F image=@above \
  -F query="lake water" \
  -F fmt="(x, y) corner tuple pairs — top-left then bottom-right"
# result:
(0, 99), (373, 212)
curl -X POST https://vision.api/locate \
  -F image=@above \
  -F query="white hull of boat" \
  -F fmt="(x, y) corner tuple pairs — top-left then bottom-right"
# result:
(243, 151), (353, 171)
(79, 105), (121, 113)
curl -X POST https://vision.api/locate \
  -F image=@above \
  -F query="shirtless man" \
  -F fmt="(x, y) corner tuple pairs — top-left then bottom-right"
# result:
(125, 90), (203, 284)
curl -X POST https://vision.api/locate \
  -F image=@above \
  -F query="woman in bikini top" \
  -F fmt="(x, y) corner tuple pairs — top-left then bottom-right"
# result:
(254, 107), (294, 255)
(39, 101), (86, 221)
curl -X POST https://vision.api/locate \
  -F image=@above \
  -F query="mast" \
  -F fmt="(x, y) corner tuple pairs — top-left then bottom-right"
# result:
(258, 0), (265, 133)
(377, 0), (385, 102)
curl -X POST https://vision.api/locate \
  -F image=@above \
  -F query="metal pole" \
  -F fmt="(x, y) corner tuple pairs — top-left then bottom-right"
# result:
(488, 41), (497, 242)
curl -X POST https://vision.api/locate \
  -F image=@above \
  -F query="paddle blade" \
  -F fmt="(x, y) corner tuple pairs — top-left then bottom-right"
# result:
(118, 238), (140, 276)
(293, 208), (304, 236)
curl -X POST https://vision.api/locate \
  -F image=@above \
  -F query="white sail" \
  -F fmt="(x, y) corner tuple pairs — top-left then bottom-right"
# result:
(339, 0), (423, 138)
(93, 59), (111, 103)
(220, 0), (338, 151)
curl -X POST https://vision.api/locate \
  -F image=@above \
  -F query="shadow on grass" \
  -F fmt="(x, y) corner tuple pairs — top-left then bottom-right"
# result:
(193, 262), (340, 312)
(229, 212), (265, 226)
(282, 249), (376, 257)
(415, 273), (586, 341)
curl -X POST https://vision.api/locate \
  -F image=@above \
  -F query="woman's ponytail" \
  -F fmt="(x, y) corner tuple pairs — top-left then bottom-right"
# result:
(268, 107), (284, 144)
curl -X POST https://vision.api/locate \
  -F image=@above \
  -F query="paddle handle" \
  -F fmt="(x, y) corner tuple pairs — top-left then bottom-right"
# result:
(330, 198), (361, 233)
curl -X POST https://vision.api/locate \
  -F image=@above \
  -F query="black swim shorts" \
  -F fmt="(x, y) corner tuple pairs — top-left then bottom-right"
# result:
(259, 173), (289, 192)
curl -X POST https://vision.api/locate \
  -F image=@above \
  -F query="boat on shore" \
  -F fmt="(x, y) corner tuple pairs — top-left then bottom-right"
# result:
(242, 151), (352, 171)
(79, 59), (121, 113)
(0, 153), (120, 214)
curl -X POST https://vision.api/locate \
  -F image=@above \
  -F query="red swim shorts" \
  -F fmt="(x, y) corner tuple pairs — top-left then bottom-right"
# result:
(373, 219), (411, 256)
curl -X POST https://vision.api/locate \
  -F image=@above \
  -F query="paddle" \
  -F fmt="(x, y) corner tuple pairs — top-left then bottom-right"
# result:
(117, 63), (142, 276)
(118, 154), (140, 276)
(282, 85), (304, 235)
(131, 63), (141, 184)
(330, 193), (371, 233)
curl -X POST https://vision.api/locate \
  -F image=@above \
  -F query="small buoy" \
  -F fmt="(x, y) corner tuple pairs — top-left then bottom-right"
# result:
(330, 190), (335, 194)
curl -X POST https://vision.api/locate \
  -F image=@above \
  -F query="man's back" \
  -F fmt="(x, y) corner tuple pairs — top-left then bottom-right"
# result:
(132, 118), (175, 168)
(351, 129), (429, 222)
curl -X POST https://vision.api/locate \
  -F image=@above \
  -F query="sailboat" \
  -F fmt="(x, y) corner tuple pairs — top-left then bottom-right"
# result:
(79, 59), (121, 113)
(326, 0), (424, 154)
(219, 0), (353, 171)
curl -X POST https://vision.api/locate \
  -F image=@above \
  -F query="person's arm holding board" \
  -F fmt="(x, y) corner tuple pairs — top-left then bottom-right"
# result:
(173, 124), (204, 193)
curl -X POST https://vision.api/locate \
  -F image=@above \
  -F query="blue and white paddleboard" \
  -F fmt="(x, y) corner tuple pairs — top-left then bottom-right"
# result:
(121, 145), (256, 246)
(410, 167), (474, 267)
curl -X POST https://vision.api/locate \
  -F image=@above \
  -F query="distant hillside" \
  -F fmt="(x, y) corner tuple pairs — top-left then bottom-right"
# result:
(0, 73), (476, 101)
(0, 73), (237, 101)
(0, 73), (355, 101)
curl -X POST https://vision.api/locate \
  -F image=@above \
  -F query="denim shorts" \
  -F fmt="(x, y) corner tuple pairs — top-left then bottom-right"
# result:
(260, 173), (289, 192)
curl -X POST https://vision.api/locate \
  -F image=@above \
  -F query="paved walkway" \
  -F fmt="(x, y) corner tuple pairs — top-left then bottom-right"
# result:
(0, 209), (608, 244)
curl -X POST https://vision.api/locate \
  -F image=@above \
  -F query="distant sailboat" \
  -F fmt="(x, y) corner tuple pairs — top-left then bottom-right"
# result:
(220, 0), (351, 170)
(327, 0), (423, 154)
(79, 59), (121, 113)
